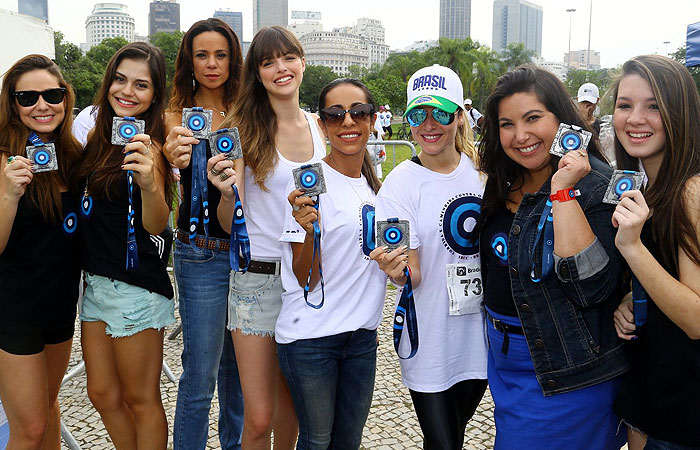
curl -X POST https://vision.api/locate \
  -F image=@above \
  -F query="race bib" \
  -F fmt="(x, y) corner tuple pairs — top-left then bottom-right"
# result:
(446, 260), (483, 316)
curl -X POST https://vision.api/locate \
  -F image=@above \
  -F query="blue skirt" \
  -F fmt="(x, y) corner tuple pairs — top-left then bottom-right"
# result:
(486, 307), (626, 450)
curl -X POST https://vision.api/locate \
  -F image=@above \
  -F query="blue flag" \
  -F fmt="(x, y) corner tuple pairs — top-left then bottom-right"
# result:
(687, 21), (700, 67)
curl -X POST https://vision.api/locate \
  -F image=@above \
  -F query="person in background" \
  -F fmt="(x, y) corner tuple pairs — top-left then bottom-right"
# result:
(382, 104), (393, 139)
(72, 105), (99, 147)
(577, 82), (601, 136)
(369, 115), (386, 179)
(464, 99), (484, 139)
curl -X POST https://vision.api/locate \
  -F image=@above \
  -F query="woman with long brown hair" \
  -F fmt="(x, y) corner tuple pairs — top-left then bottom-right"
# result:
(0, 54), (82, 450)
(162, 18), (245, 449)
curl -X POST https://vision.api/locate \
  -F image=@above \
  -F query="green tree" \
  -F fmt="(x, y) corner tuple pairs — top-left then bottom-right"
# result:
(299, 65), (339, 110)
(86, 36), (129, 72)
(346, 65), (369, 79)
(377, 52), (427, 83)
(468, 46), (502, 110)
(53, 31), (102, 110)
(364, 75), (407, 114)
(670, 45), (700, 94)
(499, 42), (535, 72)
(150, 31), (184, 93)
(564, 68), (614, 99)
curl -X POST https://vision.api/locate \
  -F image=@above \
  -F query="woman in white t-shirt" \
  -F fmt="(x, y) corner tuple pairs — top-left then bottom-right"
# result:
(371, 64), (488, 450)
(279, 78), (386, 448)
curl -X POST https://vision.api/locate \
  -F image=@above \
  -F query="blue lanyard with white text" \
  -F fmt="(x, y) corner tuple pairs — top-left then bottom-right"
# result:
(632, 275), (648, 328)
(394, 266), (418, 359)
(27, 131), (45, 146)
(530, 198), (554, 283)
(189, 128), (209, 250)
(122, 118), (138, 270)
(304, 201), (325, 309)
(229, 185), (251, 271)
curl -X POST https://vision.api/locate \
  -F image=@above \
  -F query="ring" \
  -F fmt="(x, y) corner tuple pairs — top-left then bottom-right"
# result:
(210, 167), (221, 176)
(293, 205), (301, 212)
(219, 172), (230, 182)
(7, 156), (15, 165)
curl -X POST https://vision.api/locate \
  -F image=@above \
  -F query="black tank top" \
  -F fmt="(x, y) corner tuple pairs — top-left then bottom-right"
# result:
(481, 207), (518, 316)
(614, 219), (700, 446)
(81, 176), (174, 299)
(176, 140), (228, 239)
(0, 192), (81, 334)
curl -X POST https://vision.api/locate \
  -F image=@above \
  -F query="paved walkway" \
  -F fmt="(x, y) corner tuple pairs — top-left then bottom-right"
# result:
(57, 285), (497, 449)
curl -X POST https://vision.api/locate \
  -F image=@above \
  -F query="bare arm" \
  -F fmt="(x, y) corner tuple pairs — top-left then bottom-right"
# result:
(0, 155), (32, 254)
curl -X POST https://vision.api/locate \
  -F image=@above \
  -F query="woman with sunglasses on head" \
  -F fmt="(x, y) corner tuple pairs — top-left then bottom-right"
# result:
(162, 18), (246, 449)
(212, 26), (325, 449)
(281, 77), (385, 449)
(610, 55), (700, 450)
(475, 65), (628, 449)
(76, 42), (174, 449)
(0, 54), (81, 450)
(369, 64), (488, 450)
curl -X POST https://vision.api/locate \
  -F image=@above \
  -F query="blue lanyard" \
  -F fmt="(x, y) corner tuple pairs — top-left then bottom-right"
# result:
(530, 198), (554, 283)
(121, 118), (139, 271)
(188, 138), (210, 249)
(229, 185), (251, 271)
(632, 275), (648, 328)
(393, 266), (419, 359)
(27, 131), (45, 146)
(304, 202), (325, 309)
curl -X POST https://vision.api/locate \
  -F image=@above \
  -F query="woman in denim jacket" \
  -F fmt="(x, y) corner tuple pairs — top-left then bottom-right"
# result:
(476, 65), (628, 449)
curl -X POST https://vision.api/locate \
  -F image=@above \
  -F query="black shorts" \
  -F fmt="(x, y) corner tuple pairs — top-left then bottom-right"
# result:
(0, 326), (74, 355)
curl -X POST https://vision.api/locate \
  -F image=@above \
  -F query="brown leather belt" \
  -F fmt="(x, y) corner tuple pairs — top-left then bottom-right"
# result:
(176, 229), (229, 252)
(244, 259), (281, 276)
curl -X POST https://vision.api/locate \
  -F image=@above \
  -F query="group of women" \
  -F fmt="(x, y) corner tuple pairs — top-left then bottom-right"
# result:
(0, 12), (698, 450)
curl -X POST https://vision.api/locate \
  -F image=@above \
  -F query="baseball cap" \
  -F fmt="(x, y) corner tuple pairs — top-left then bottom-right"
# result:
(385, 105), (390, 110)
(577, 83), (600, 103)
(464, 99), (472, 105)
(406, 64), (464, 115)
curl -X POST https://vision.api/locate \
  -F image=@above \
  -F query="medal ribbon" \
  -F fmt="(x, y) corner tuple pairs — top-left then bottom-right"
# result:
(632, 275), (648, 328)
(229, 185), (251, 271)
(189, 133), (210, 250)
(393, 266), (419, 359)
(530, 198), (554, 283)
(304, 201), (325, 309)
(121, 117), (138, 271)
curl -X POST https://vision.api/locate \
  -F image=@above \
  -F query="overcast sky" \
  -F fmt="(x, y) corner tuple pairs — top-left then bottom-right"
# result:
(4, 0), (699, 68)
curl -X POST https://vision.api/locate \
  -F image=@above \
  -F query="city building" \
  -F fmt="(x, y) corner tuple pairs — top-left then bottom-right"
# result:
(398, 40), (440, 53)
(564, 49), (601, 70)
(439, 0), (471, 40)
(149, 0), (179, 36)
(18, 0), (48, 22)
(84, 3), (135, 50)
(492, 0), (543, 56)
(533, 56), (567, 81)
(253, 0), (287, 34)
(288, 10), (321, 40)
(214, 9), (243, 42)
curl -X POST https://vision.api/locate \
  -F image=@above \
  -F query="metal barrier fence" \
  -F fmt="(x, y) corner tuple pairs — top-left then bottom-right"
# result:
(367, 139), (417, 169)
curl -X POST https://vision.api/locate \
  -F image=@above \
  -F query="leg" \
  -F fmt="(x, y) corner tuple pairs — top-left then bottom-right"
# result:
(273, 370), (298, 450)
(218, 327), (244, 450)
(330, 329), (377, 450)
(627, 426), (647, 450)
(82, 321), (137, 449)
(41, 338), (74, 450)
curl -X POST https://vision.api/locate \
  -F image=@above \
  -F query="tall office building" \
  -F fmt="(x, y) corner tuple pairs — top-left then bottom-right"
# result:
(439, 0), (471, 40)
(85, 3), (135, 50)
(214, 10), (243, 41)
(18, 0), (48, 21)
(149, 0), (180, 36)
(253, 0), (288, 34)
(492, 0), (543, 56)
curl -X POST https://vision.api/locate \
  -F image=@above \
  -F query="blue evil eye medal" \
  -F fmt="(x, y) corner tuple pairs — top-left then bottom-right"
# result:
(182, 107), (213, 138)
(209, 128), (242, 160)
(376, 218), (410, 250)
(111, 116), (145, 146)
(603, 170), (644, 204)
(25, 143), (58, 173)
(550, 123), (592, 157)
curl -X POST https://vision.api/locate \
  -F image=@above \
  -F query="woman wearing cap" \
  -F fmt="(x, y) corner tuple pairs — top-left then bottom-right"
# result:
(475, 65), (627, 448)
(371, 64), (487, 450)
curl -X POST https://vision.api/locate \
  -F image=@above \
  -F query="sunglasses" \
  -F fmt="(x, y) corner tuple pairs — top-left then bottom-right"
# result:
(12, 88), (66, 107)
(320, 103), (374, 124)
(406, 108), (455, 127)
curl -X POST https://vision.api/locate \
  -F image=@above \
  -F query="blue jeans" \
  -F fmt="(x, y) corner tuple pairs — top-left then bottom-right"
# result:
(173, 239), (244, 450)
(278, 329), (377, 450)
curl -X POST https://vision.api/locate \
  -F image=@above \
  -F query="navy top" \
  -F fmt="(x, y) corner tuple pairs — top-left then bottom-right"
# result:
(481, 207), (516, 316)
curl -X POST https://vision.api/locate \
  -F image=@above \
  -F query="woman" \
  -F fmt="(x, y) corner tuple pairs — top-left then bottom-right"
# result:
(76, 42), (174, 449)
(611, 55), (700, 450)
(370, 64), (488, 450)
(0, 54), (81, 449)
(280, 78), (386, 449)
(214, 26), (325, 448)
(476, 65), (628, 449)
(162, 18), (245, 450)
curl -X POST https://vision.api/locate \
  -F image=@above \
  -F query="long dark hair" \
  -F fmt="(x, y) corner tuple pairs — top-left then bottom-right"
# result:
(224, 26), (304, 191)
(476, 65), (606, 230)
(168, 18), (242, 113)
(0, 54), (82, 223)
(318, 78), (382, 194)
(79, 42), (172, 204)
(612, 55), (700, 270)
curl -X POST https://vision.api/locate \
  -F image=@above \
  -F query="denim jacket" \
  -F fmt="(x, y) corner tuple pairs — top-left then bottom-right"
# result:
(508, 156), (629, 396)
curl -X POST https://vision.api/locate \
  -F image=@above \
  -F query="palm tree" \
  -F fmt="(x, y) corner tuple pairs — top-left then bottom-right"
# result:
(500, 42), (536, 72)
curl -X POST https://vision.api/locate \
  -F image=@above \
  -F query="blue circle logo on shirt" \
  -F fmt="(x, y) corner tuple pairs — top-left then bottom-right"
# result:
(441, 195), (481, 256)
(491, 232), (508, 266)
(361, 204), (375, 257)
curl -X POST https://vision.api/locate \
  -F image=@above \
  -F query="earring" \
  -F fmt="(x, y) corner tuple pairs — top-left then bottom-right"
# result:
(192, 72), (196, 91)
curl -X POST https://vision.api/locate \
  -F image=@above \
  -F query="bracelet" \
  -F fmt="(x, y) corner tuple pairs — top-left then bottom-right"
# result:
(550, 188), (580, 202)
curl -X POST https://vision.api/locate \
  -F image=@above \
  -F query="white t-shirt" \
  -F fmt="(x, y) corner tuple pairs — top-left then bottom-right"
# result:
(72, 105), (98, 146)
(375, 153), (488, 392)
(466, 107), (483, 130)
(244, 110), (326, 260)
(276, 161), (387, 344)
(383, 111), (393, 127)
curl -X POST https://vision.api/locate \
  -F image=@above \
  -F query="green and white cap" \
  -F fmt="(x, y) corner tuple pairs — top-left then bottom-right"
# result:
(405, 64), (464, 115)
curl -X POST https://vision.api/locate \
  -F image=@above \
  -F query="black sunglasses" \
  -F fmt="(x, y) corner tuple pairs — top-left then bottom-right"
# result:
(12, 88), (66, 107)
(320, 103), (374, 124)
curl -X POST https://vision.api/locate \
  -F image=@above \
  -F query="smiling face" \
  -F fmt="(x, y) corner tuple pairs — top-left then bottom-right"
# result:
(613, 74), (666, 169)
(108, 58), (154, 118)
(14, 69), (66, 141)
(192, 31), (230, 91)
(319, 83), (375, 156)
(498, 91), (559, 176)
(258, 52), (305, 98)
(409, 106), (462, 156)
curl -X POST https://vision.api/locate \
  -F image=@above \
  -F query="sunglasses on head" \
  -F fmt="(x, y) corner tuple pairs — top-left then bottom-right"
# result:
(12, 88), (66, 107)
(406, 107), (455, 127)
(320, 103), (374, 124)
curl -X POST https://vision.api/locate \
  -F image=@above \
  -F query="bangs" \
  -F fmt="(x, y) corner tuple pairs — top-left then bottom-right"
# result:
(251, 27), (304, 64)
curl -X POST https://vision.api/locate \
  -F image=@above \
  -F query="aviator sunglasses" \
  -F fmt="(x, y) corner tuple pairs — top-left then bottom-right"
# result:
(12, 88), (67, 107)
(406, 107), (455, 127)
(320, 103), (375, 124)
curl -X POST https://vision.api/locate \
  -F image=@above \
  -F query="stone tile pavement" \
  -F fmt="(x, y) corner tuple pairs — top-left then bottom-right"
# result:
(57, 285), (497, 449)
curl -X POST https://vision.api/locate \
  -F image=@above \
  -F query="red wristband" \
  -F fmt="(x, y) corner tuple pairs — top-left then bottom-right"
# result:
(550, 188), (580, 202)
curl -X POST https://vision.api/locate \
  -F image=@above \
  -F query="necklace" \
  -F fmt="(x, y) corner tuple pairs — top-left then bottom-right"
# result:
(328, 153), (371, 203)
(211, 106), (226, 118)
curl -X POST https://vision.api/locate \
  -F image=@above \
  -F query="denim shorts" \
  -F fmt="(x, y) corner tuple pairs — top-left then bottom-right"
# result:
(80, 272), (175, 337)
(227, 269), (283, 336)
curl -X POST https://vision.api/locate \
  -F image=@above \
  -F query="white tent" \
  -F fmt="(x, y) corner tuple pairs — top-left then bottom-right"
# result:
(0, 8), (54, 84)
